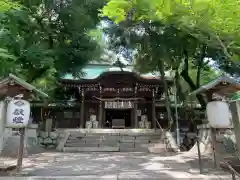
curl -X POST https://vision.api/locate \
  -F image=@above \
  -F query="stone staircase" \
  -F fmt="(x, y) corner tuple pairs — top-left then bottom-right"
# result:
(62, 129), (167, 153)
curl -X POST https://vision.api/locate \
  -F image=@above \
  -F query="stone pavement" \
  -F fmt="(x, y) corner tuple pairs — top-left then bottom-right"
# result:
(0, 152), (237, 179)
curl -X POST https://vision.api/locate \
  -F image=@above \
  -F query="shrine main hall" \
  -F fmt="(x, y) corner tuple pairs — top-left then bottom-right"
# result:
(48, 62), (174, 130)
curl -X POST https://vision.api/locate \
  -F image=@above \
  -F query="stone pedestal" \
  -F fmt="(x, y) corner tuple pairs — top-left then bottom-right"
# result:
(86, 121), (92, 129)
(1, 124), (39, 157)
(45, 118), (53, 136)
(189, 123), (237, 167)
(25, 124), (39, 151)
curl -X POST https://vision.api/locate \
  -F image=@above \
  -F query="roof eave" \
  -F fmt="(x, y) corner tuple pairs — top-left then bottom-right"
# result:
(189, 75), (240, 96)
(0, 74), (48, 98)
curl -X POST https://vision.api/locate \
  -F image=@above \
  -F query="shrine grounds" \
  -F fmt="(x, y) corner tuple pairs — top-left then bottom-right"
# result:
(0, 151), (235, 179)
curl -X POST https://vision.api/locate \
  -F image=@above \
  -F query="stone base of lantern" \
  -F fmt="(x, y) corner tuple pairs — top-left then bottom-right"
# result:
(85, 120), (99, 129)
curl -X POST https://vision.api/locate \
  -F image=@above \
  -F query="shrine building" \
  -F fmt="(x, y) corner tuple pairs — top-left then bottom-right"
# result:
(51, 62), (174, 129)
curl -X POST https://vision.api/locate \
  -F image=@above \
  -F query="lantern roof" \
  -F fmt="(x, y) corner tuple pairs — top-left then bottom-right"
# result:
(0, 74), (48, 98)
(189, 74), (240, 98)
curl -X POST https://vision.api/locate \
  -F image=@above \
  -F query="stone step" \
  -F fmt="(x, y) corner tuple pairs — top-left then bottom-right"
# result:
(119, 142), (134, 149)
(135, 135), (161, 140)
(65, 143), (98, 147)
(69, 136), (122, 141)
(84, 139), (119, 144)
(66, 139), (85, 143)
(63, 146), (150, 152)
(67, 138), (154, 144)
(65, 141), (120, 147)
(68, 136), (161, 142)
(64, 131), (164, 152)
(119, 139), (150, 143)
(149, 139), (163, 143)
(119, 147), (149, 152)
(63, 146), (120, 152)
(69, 132), (161, 137)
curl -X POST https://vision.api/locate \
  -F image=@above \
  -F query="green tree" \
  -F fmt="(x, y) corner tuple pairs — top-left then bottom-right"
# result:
(101, 0), (239, 92)
(0, 0), (20, 12)
(101, 0), (240, 74)
(100, 0), (230, 129)
(0, 0), (106, 96)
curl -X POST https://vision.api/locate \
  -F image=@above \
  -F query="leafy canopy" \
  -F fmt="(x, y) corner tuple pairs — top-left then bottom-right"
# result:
(0, 0), (106, 96)
(101, 0), (240, 62)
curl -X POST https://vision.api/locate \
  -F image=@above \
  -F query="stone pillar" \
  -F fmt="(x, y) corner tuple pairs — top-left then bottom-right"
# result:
(80, 89), (85, 128)
(25, 124), (38, 153)
(230, 100), (240, 156)
(45, 118), (52, 136)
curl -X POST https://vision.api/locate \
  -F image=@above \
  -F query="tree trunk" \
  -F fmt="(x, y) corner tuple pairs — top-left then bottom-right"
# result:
(175, 70), (185, 102)
(181, 69), (206, 108)
(196, 44), (207, 88)
(181, 50), (206, 109)
(158, 60), (173, 130)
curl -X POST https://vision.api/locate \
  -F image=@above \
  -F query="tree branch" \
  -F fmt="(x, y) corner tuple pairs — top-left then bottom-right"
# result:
(196, 44), (207, 88)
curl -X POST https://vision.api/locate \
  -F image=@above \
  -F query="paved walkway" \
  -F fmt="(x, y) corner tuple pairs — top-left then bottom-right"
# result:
(0, 152), (233, 179)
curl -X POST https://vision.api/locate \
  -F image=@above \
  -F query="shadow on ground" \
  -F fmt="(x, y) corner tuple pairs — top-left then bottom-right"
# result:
(3, 152), (228, 179)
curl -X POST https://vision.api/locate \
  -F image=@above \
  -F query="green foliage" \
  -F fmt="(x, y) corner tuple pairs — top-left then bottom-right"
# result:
(0, 0), (20, 12)
(0, 0), (106, 97)
(101, 0), (231, 109)
(101, 0), (240, 65)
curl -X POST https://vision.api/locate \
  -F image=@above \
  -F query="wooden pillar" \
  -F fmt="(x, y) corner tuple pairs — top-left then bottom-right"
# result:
(134, 85), (138, 128)
(98, 84), (103, 128)
(152, 88), (157, 129)
(80, 88), (85, 128)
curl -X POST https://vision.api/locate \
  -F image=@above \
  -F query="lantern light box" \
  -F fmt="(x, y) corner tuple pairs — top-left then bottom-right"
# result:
(6, 99), (30, 128)
(206, 101), (231, 128)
